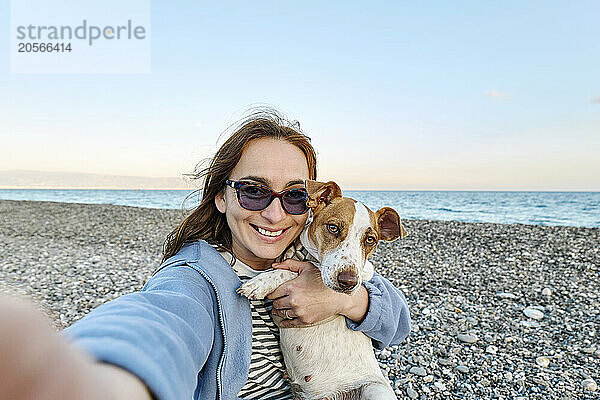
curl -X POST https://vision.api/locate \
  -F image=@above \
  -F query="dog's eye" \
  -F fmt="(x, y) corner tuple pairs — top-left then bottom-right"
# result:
(326, 224), (339, 235)
(365, 236), (376, 246)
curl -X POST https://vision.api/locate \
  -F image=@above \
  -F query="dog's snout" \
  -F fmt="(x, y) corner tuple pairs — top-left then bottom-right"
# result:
(337, 271), (358, 290)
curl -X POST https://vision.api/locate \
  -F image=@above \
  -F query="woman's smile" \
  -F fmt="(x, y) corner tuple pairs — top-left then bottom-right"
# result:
(251, 223), (290, 239)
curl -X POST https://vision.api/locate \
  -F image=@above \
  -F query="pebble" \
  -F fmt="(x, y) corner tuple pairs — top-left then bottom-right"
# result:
(523, 307), (544, 320)
(497, 292), (518, 299)
(536, 356), (550, 368)
(542, 287), (552, 296)
(409, 366), (427, 376)
(406, 386), (418, 399)
(486, 345), (498, 354)
(395, 378), (409, 387)
(456, 365), (469, 374)
(438, 358), (454, 366)
(379, 349), (391, 359)
(581, 378), (597, 391)
(457, 333), (479, 343)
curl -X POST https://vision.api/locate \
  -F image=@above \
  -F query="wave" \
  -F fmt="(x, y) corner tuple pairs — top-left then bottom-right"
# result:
(437, 207), (464, 213)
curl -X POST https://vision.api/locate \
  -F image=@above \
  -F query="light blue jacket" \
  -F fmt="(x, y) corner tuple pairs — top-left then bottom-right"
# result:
(63, 240), (411, 400)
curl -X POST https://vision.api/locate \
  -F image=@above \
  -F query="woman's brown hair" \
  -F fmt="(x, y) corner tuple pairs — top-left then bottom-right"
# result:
(162, 109), (318, 262)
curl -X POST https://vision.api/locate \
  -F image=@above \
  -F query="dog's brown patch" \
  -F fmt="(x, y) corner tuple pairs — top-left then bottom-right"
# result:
(306, 180), (342, 210)
(308, 197), (356, 257)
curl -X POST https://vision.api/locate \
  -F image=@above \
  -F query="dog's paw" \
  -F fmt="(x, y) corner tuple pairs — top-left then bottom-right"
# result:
(237, 269), (298, 300)
(237, 278), (272, 300)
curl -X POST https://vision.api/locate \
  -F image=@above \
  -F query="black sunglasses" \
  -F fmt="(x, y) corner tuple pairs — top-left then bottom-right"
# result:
(225, 180), (309, 215)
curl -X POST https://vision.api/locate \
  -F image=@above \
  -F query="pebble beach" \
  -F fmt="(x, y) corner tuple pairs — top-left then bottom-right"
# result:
(1, 199), (598, 399)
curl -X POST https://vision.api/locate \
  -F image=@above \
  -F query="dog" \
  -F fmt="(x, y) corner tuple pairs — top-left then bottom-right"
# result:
(237, 180), (407, 400)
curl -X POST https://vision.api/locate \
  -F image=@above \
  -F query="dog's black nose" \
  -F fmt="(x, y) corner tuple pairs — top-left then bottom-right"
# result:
(337, 271), (358, 289)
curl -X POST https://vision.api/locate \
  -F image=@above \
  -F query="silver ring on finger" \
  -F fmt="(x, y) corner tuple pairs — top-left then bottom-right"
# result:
(284, 309), (294, 320)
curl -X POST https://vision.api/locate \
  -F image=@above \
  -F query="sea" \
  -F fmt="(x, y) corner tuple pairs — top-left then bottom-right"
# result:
(0, 189), (598, 228)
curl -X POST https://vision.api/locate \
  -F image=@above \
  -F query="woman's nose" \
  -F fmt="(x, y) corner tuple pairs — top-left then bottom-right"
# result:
(260, 197), (286, 222)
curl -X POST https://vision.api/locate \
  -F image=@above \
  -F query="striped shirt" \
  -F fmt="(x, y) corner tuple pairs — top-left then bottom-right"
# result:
(219, 251), (294, 400)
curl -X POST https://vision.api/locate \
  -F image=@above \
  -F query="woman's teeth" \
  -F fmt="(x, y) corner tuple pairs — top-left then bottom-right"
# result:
(256, 226), (285, 237)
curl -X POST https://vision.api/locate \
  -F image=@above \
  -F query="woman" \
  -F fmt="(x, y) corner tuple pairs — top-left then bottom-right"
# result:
(0, 111), (410, 400)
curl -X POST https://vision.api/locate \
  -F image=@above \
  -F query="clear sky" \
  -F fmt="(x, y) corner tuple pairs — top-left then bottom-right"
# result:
(1, 1), (599, 190)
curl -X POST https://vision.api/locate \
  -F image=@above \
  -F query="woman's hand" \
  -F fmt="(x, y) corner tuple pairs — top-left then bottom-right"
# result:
(267, 260), (370, 328)
(0, 295), (152, 400)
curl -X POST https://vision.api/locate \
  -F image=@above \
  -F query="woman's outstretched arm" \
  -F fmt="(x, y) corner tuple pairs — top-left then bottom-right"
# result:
(0, 295), (152, 400)
(1, 264), (219, 400)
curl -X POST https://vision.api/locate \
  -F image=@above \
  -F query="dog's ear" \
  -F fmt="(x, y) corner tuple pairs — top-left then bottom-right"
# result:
(305, 180), (342, 209)
(375, 207), (408, 241)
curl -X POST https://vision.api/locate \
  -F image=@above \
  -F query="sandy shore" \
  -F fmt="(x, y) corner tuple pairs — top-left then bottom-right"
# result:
(1, 199), (598, 399)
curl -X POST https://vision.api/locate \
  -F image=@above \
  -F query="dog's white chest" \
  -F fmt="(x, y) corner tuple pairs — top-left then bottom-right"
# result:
(278, 316), (390, 399)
